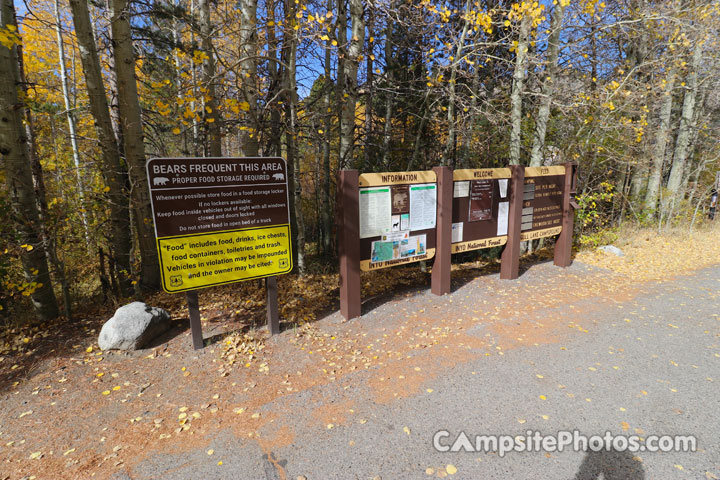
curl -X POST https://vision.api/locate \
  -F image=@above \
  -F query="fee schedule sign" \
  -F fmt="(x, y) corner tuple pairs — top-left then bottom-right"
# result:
(147, 157), (293, 293)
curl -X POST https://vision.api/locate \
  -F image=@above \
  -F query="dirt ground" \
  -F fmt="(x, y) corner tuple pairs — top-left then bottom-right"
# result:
(1, 223), (718, 479)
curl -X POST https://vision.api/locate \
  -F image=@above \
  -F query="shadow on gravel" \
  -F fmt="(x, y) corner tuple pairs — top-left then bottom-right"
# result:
(574, 449), (645, 480)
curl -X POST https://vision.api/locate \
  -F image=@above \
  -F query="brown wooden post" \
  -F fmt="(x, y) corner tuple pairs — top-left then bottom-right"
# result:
(266, 276), (280, 335)
(185, 290), (204, 350)
(554, 162), (578, 268)
(500, 164), (525, 280)
(431, 166), (452, 295)
(338, 169), (361, 320)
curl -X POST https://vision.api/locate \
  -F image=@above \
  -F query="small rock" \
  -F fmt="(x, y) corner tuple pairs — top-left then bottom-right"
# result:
(99, 302), (171, 351)
(598, 245), (624, 257)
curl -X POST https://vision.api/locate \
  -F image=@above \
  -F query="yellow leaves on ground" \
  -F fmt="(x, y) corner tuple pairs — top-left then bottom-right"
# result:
(577, 225), (720, 281)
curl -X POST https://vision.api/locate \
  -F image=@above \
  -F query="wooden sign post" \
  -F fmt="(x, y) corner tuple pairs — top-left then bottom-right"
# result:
(185, 290), (204, 350)
(500, 165), (525, 280)
(337, 169), (361, 320)
(147, 157), (294, 349)
(554, 162), (578, 267)
(431, 166), (452, 296)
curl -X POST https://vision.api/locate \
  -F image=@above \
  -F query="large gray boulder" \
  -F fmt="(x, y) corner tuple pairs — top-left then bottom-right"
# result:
(99, 302), (171, 351)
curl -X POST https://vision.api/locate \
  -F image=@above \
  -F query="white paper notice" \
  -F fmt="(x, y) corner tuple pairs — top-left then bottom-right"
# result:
(359, 186), (392, 238)
(453, 181), (470, 198)
(498, 179), (508, 198)
(409, 183), (437, 231)
(452, 223), (463, 243)
(497, 201), (509, 236)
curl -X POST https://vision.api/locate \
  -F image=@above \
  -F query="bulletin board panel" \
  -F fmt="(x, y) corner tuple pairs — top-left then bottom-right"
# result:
(451, 168), (512, 254)
(520, 166), (566, 241)
(358, 171), (437, 271)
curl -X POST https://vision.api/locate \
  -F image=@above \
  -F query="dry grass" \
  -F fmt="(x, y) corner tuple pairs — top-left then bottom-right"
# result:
(576, 221), (720, 281)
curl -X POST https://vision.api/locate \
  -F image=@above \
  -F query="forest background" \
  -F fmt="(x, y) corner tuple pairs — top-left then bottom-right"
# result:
(0, 0), (719, 324)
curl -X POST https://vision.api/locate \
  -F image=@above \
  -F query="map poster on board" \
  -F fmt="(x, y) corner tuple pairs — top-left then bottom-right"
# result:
(371, 234), (426, 263)
(468, 179), (493, 222)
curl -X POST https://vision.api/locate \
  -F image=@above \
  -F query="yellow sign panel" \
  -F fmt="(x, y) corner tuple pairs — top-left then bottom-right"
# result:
(524, 166), (566, 177)
(520, 226), (562, 241)
(157, 224), (293, 293)
(453, 168), (512, 181)
(451, 236), (507, 254)
(359, 170), (436, 187)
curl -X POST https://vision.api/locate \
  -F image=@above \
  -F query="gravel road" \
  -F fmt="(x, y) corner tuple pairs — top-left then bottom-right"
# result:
(128, 261), (720, 480)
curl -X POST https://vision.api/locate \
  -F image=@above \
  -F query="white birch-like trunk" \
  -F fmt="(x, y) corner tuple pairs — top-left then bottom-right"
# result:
(197, 0), (221, 156)
(442, 0), (471, 167)
(69, 0), (133, 294)
(54, 0), (90, 244)
(644, 66), (675, 213)
(109, 0), (160, 289)
(238, 0), (259, 156)
(509, 15), (531, 165)
(663, 42), (702, 216)
(338, 0), (364, 168)
(529, 2), (565, 167)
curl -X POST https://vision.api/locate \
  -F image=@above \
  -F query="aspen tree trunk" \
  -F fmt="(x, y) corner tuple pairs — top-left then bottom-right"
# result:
(13, 7), (71, 317)
(509, 15), (531, 165)
(284, 0), (305, 273)
(265, 2), (282, 157)
(362, 4), (374, 170)
(69, 0), (133, 294)
(629, 162), (647, 201)
(679, 101), (705, 195)
(171, 0), (189, 154)
(321, 0), (333, 257)
(238, 0), (259, 156)
(0, 0), (60, 320)
(109, 0), (160, 290)
(197, 0), (221, 156)
(54, 0), (91, 245)
(663, 42), (702, 217)
(338, 0), (364, 168)
(188, 0), (200, 156)
(335, 0), (347, 166)
(442, 0), (471, 167)
(458, 59), (481, 168)
(644, 66), (675, 214)
(380, 2), (393, 168)
(529, 1), (565, 167)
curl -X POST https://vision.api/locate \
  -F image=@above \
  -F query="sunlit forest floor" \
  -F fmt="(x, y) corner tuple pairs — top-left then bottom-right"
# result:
(0, 221), (718, 478)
